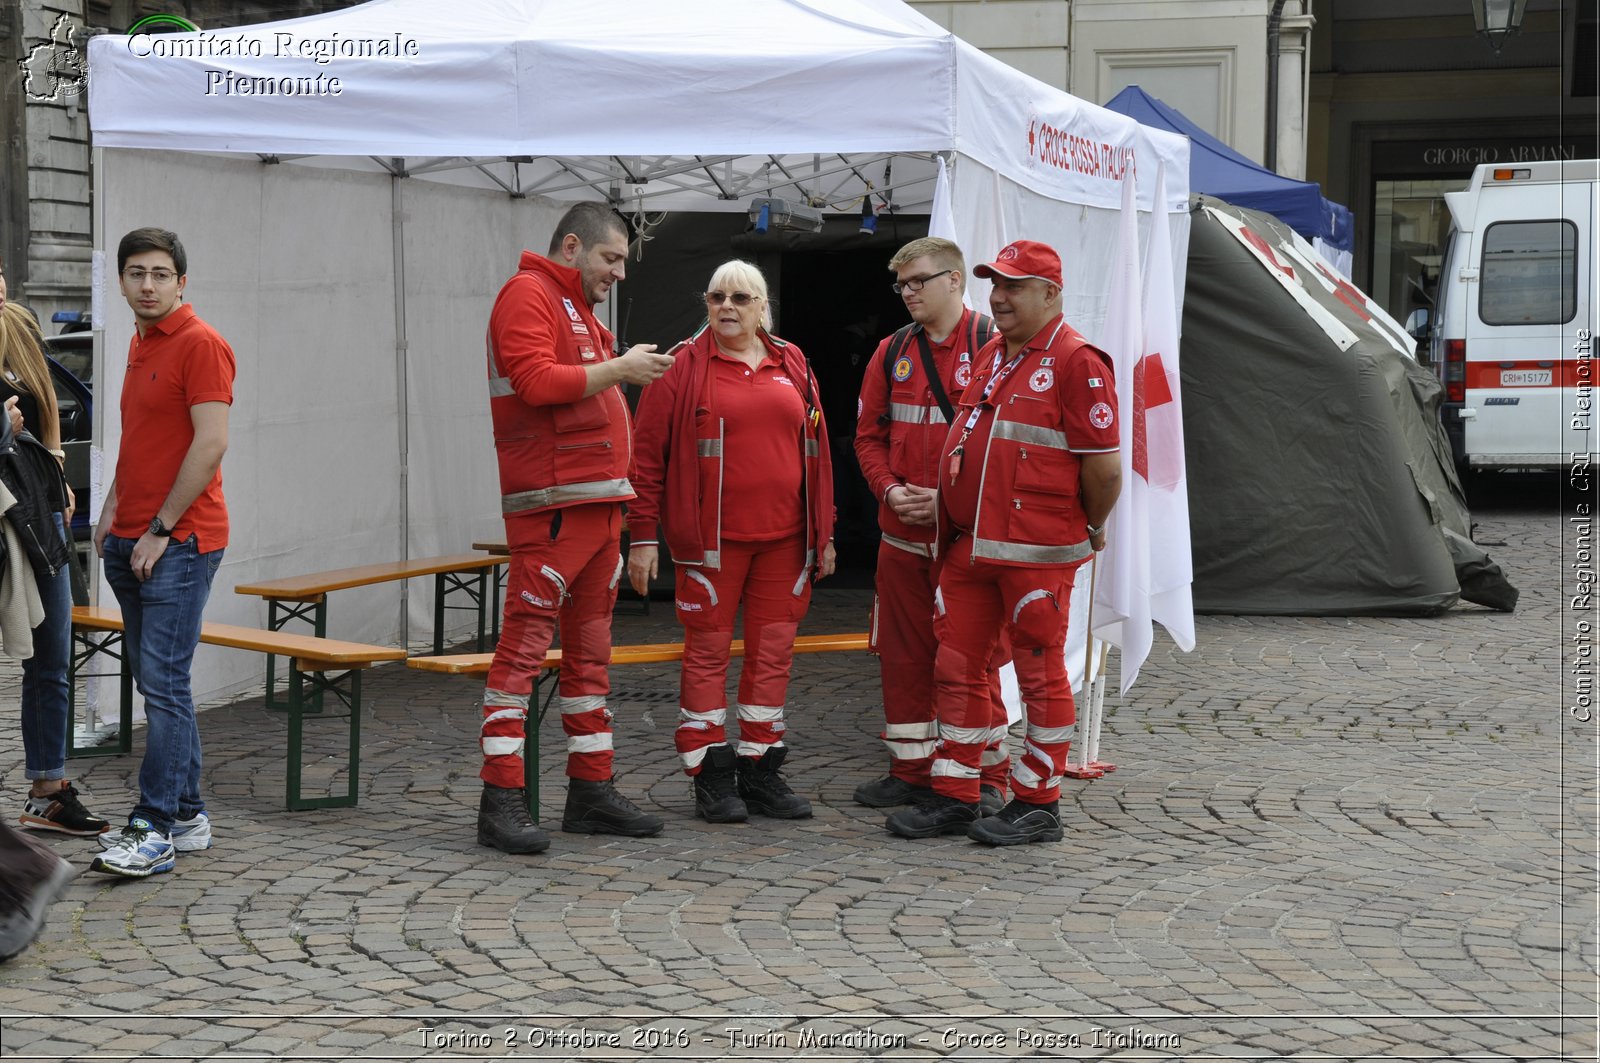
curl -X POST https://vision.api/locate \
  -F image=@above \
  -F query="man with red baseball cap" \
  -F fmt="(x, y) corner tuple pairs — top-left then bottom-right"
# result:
(885, 239), (1122, 846)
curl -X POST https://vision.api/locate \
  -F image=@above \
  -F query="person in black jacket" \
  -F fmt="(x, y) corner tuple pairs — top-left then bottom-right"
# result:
(0, 260), (108, 839)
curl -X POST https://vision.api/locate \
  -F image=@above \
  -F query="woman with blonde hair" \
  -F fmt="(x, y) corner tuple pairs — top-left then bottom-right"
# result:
(0, 258), (107, 838)
(628, 259), (835, 823)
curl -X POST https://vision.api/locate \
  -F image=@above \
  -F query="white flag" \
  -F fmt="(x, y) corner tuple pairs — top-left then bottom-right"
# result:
(1093, 163), (1196, 693)
(1140, 165), (1196, 659)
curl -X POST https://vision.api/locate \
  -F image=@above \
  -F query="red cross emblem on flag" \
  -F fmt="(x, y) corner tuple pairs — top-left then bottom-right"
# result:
(1131, 351), (1175, 483)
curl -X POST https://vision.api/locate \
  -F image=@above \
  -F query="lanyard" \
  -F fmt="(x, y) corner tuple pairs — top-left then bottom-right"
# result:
(949, 346), (1027, 483)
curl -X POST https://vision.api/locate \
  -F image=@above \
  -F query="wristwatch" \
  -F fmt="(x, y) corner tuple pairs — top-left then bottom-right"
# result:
(1086, 522), (1106, 536)
(148, 516), (172, 538)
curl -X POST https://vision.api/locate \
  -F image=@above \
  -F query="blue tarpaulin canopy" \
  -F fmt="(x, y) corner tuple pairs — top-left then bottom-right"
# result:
(1106, 85), (1353, 256)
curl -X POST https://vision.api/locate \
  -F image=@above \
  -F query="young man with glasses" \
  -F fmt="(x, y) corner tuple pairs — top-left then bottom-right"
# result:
(476, 203), (677, 854)
(90, 228), (233, 877)
(854, 238), (1010, 817)
(887, 239), (1121, 846)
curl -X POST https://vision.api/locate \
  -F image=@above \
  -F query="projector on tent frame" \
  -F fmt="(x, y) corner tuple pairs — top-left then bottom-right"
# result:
(748, 197), (824, 234)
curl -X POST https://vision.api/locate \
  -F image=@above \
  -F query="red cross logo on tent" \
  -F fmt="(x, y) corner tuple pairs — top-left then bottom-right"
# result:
(1131, 351), (1175, 482)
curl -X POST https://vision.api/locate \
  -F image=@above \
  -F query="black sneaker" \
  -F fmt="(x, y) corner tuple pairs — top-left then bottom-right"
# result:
(20, 783), (110, 837)
(885, 792), (979, 838)
(979, 784), (1005, 818)
(852, 775), (933, 808)
(562, 778), (663, 837)
(736, 748), (812, 819)
(693, 746), (748, 823)
(477, 784), (551, 854)
(967, 798), (1064, 846)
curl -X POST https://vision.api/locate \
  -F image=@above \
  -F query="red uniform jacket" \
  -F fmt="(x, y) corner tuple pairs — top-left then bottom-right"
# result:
(486, 251), (633, 515)
(938, 317), (1117, 568)
(855, 308), (990, 550)
(629, 326), (835, 572)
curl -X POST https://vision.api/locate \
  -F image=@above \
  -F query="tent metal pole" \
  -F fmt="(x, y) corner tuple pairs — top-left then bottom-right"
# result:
(391, 166), (411, 648)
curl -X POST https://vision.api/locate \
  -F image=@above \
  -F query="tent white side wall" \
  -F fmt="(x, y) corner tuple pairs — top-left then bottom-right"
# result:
(86, 0), (1189, 707)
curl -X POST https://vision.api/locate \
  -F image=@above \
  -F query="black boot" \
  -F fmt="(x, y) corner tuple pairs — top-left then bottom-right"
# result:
(477, 785), (551, 854)
(884, 792), (979, 838)
(561, 778), (663, 837)
(693, 746), (748, 823)
(736, 747), (813, 819)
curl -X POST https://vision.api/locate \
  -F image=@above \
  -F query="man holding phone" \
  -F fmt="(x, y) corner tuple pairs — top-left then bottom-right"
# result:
(475, 203), (676, 854)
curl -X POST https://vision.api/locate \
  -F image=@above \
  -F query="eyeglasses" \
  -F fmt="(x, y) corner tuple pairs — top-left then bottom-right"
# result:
(122, 268), (179, 285)
(706, 290), (758, 307)
(891, 269), (952, 295)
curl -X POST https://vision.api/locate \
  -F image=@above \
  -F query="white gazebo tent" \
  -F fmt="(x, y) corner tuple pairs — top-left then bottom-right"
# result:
(86, 0), (1189, 705)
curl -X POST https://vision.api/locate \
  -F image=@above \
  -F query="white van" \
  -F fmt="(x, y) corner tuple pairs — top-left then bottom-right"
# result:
(1429, 159), (1596, 473)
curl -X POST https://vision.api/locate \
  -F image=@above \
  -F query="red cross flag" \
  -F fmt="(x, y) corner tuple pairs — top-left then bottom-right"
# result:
(1092, 163), (1196, 694)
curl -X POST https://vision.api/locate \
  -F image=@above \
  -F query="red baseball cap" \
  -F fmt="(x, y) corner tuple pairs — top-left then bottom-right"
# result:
(972, 240), (1063, 287)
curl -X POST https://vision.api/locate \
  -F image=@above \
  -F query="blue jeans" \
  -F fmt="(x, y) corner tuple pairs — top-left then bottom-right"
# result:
(102, 534), (223, 835)
(20, 513), (72, 782)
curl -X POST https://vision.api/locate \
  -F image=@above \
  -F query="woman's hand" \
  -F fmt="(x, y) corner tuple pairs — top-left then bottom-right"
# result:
(817, 541), (837, 580)
(63, 482), (75, 527)
(628, 544), (659, 597)
(4, 396), (21, 436)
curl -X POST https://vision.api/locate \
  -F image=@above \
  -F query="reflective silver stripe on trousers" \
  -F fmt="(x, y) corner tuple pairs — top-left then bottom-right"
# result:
(940, 724), (994, 745)
(886, 739), (938, 759)
(736, 702), (785, 723)
(697, 439), (722, 457)
(482, 708), (526, 726)
(679, 707), (726, 726)
(889, 401), (948, 425)
(1028, 724), (1074, 744)
(972, 536), (1092, 565)
(502, 478), (633, 514)
(882, 534), (935, 558)
(1012, 588), (1054, 624)
(737, 738), (783, 757)
(568, 733), (613, 754)
(980, 743), (1010, 766)
(1011, 758), (1058, 789)
(685, 569), (719, 607)
(554, 694), (606, 716)
(484, 689), (530, 710)
(482, 737), (524, 756)
(993, 419), (1070, 450)
(931, 759), (980, 780)
(884, 722), (938, 740)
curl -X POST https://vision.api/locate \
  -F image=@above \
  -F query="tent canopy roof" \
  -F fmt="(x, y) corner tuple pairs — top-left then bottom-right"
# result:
(1105, 85), (1352, 250)
(88, 0), (1189, 214)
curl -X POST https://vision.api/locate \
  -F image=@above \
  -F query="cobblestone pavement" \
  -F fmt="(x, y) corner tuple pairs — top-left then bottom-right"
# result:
(0, 487), (1591, 1061)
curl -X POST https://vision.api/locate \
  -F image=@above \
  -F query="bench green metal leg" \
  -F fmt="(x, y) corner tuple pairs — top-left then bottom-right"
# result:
(285, 664), (361, 811)
(67, 629), (133, 759)
(265, 598), (326, 713)
(522, 671), (561, 820)
(433, 565), (505, 655)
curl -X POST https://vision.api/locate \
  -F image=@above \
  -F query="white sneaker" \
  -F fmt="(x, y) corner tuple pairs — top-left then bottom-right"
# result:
(89, 820), (175, 878)
(171, 812), (212, 852)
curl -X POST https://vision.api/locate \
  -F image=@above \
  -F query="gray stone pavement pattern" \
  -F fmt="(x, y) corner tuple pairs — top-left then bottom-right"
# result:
(0, 487), (1591, 1061)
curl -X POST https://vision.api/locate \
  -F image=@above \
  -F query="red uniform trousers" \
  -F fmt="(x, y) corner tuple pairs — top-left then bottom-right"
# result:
(480, 503), (622, 788)
(673, 534), (811, 774)
(871, 540), (1011, 793)
(931, 535), (1080, 803)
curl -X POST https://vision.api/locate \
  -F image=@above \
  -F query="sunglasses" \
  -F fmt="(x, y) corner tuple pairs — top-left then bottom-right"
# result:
(705, 290), (758, 307)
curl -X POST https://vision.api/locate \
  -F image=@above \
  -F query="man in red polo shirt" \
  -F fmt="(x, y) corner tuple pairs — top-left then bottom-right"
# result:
(886, 239), (1122, 846)
(91, 227), (233, 878)
(854, 238), (1010, 815)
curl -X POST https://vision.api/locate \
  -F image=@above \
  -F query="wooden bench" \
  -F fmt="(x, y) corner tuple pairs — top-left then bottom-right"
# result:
(407, 632), (871, 816)
(68, 605), (407, 811)
(234, 553), (507, 710)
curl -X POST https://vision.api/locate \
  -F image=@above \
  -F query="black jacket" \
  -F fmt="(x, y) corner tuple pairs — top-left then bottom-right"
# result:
(0, 417), (70, 584)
